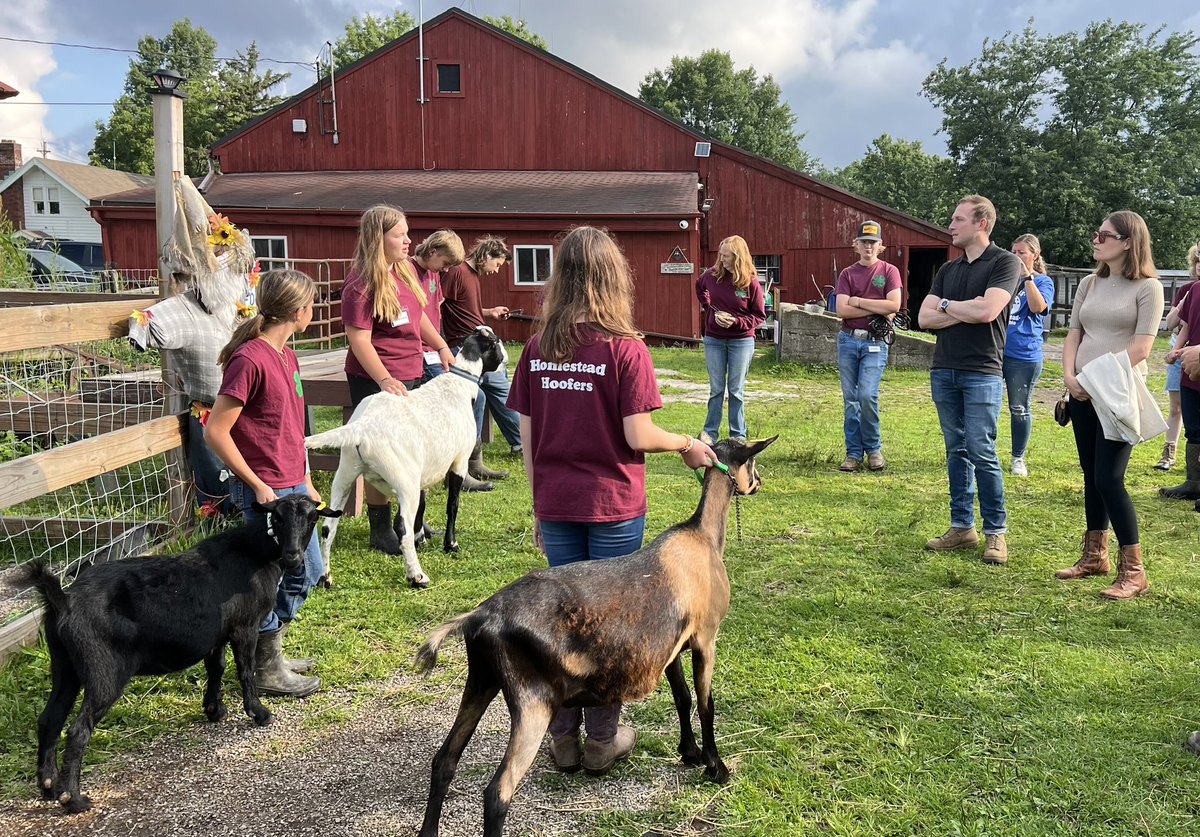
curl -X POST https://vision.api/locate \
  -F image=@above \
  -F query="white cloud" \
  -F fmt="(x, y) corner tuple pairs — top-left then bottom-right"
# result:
(0, 0), (57, 153)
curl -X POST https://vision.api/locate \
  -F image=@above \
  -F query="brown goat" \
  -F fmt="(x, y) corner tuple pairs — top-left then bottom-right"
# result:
(415, 435), (778, 837)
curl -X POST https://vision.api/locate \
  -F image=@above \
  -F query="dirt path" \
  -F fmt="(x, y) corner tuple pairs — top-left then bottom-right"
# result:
(0, 665), (711, 837)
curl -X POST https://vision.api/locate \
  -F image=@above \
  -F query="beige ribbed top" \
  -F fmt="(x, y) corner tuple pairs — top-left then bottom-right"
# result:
(1069, 273), (1164, 376)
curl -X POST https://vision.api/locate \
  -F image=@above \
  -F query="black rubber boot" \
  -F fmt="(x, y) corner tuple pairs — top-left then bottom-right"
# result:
(278, 623), (314, 674)
(469, 439), (508, 481)
(367, 503), (402, 554)
(1160, 443), (1200, 500)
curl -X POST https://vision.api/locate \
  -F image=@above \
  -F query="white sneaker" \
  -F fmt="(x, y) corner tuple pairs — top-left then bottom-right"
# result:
(1011, 457), (1028, 477)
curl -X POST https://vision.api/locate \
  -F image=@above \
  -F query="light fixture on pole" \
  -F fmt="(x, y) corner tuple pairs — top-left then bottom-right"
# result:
(701, 198), (715, 212)
(149, 67), (187, 98)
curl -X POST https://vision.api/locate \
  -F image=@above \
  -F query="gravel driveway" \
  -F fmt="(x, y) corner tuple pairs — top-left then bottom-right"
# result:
(0, 662), (717, 837)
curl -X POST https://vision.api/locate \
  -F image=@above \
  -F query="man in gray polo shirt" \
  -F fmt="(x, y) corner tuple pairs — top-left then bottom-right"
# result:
(918, 195), (1021, 564)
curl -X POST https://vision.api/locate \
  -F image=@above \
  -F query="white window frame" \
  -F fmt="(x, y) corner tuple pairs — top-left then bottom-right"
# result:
(47, 186), (61, 215)
(32, 186), (45, 215)
(251, 236), (289, 268)
(513, 244), (553, 286)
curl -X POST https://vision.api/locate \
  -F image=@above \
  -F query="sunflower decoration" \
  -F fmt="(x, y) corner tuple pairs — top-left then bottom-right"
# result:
(248, 261), (262, 288)
(130, 309), (150, 327)
(207, 213), (243, 250)
(236, 299), (258, 319)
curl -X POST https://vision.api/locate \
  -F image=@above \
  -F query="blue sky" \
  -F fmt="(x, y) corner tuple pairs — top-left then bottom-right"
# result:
(2, 0), (1199, 170)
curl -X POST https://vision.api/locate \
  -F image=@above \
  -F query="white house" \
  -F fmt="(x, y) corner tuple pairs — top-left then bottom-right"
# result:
(0, 157), (152, 244)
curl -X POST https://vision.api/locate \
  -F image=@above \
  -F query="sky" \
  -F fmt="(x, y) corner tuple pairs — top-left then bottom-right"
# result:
(2, 0), (1200, 171)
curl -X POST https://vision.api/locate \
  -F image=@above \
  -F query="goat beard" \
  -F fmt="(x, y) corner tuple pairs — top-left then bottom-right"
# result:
(192, 262), (250, 327)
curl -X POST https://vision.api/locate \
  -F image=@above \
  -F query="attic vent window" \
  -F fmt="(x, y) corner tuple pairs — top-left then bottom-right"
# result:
(694, 142), (712, 158)
(436, 63), (462, 95)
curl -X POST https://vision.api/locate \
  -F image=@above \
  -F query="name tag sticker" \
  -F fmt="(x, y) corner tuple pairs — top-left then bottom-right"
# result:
(868, 345), (881, 353)
(392, 307), (411, 327)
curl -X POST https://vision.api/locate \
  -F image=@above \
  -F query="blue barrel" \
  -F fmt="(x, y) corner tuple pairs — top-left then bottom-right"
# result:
(827, 290), (837, 313)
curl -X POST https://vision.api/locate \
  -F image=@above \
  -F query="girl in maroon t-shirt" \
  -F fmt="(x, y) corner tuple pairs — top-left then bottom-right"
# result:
(204, 269), (324, 698)
(507, 226), (716, 777)
(342, 205), (454, 554)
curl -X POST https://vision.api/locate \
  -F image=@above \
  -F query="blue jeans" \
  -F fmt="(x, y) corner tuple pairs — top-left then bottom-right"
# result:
(227, 478), (324, 633)
(703, 336), (755, 440)
(473, 368), (522, 447)
(189, 412), (232, 515)
(539, 517), (646, 567)
(836, 331), (888, 457)
(930, 369), (1007, 534)
(1002, 357), (1043, 458)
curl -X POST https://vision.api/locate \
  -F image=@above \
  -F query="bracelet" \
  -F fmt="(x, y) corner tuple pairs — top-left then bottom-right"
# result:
(437, 345), (451, 352)
(679, 433), (694, 454)
(379, 376), (394, 386)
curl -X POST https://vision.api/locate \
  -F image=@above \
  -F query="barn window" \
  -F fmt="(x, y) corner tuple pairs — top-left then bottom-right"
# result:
(47, 187), (61, 215)
(436, 63), (462, 95)
(251, 236), (290, 268)
(753, 254), (781, 289)
(513, 245), (552, 286)
(32, 186), (45, 214)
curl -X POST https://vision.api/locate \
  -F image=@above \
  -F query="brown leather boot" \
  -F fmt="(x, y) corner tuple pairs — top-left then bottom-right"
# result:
(1101, 544), (1148, 600)
(1055, 530), (1110, 579)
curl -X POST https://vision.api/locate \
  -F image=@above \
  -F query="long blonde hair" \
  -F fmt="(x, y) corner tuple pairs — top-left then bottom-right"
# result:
(1012, 233), (1047, 274)
(1095, 210), (1157, 280)
(352, 205), (426, 323)
(219, 269), (315, 368)
(712, 235), (756, 290)
(537, 226), (642, 362)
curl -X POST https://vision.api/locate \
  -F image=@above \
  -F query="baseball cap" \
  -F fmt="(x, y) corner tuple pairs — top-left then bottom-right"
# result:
(856, 221), (882, 242)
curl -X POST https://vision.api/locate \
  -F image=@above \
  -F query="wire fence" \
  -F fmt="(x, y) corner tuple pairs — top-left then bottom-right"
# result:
(0, 333), (179, 628)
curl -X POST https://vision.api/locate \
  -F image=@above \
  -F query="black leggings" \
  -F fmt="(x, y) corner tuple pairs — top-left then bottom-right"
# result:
(1069, 396), (1138, 546)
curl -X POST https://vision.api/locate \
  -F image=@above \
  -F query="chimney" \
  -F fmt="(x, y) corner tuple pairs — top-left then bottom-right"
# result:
(0, 139), (26, 230)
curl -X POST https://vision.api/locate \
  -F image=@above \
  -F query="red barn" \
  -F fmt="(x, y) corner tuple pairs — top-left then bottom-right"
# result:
(93, 8), (952, 341)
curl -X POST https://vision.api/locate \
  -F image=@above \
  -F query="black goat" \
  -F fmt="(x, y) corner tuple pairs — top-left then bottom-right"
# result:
(22, 494), (341, 813)
(415, 435), (778, 837)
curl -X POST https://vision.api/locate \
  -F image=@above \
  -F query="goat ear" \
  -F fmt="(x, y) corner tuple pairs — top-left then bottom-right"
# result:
(252, 500), (278, 514)
(318, 506), (343, 518)
(747, 435), (779, 456)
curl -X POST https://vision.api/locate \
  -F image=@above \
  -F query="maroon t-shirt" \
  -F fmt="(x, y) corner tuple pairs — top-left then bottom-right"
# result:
(1177, 284), (1200, 392)
(341, 267), (425, 381)
(411, 257), (444, 353)
(507, 328), (663, 523)
(440, 263), (485, 349)
(695, 268), (766, 339)
(835, 259), (903, 331)
(218, 338), (308, 488)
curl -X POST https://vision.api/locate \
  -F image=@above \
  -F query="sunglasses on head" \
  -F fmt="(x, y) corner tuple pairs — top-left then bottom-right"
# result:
(1093, 230), (1127, 244)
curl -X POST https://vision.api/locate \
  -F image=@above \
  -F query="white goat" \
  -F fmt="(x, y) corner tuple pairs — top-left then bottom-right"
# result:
(305, 327), (508, 588)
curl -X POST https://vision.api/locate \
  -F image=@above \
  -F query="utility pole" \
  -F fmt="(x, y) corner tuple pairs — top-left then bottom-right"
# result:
(37, 140), (50, 158)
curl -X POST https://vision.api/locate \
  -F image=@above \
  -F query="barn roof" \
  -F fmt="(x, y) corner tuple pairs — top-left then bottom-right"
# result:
(92, 169), (700, 216)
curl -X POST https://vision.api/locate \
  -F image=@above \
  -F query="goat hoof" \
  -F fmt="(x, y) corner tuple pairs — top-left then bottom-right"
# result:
(318, 574), (332, 590)
(60, 792), (92, 814)
(39, 777), (55, 800)
(704, 761), (731, 785)
(444, 542), (459, 554)
(409, 575), (431, 590)
(204, 702), (227, 722)
(680, 747), (703, 766)
(252, 708), (274, 727)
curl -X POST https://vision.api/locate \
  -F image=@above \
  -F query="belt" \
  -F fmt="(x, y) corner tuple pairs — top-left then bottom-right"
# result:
(842, 328), (872, 340)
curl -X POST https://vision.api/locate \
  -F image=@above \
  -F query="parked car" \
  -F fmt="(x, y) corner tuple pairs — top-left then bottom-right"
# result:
(21, 248), (98, 290)
(33, 240), (107, 273)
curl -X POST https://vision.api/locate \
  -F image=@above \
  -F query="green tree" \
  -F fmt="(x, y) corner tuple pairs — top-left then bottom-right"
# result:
(332, 12), (547, 71)
(826, 135), (958, 226)
(924, 20), (1200, 267)
(639, 50), (814, 173)
(90, 19), (288, 177)
(483, 16), (548, 50)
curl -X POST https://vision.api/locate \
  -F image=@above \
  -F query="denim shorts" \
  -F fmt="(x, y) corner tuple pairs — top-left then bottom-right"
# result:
(1167, 360), (1182, 393)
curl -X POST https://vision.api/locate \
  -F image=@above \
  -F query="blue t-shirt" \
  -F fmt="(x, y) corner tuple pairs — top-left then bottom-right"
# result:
(1005, 273), (1055, 362)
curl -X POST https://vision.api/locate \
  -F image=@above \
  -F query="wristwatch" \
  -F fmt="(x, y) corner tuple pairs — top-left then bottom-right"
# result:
(938, 298), (951, 313)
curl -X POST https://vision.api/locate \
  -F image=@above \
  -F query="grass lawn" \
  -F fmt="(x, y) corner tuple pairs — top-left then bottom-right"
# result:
(3, 340), (1200, 835)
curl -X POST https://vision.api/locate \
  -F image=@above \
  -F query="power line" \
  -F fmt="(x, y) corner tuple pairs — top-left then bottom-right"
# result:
(0, 35), (316, 68)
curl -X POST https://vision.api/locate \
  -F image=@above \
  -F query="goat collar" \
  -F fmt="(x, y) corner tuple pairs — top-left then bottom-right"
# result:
(446, 364), (484, 385)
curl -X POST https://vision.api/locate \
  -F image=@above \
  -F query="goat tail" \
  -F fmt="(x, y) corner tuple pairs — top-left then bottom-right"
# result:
(415, 610), (475, 675)
(19, 559), (69, 619)
(304, 423), (364, 451)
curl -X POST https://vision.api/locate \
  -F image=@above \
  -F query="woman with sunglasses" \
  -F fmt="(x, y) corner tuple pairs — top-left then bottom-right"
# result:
(1056, 211), (1163, 598)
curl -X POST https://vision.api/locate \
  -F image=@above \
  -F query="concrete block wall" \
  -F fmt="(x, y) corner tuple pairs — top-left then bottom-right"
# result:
(776, 302), (935, 369)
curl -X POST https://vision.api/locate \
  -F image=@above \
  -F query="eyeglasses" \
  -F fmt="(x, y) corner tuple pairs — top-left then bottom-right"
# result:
(1093, 230), (1127, 244)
